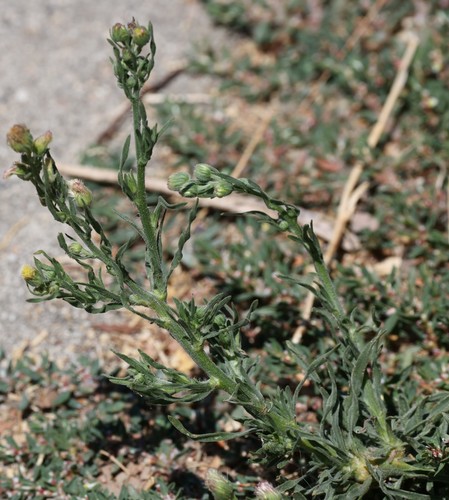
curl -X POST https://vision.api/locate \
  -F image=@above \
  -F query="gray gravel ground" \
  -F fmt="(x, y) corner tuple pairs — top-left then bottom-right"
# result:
(0, 0), (223, 359)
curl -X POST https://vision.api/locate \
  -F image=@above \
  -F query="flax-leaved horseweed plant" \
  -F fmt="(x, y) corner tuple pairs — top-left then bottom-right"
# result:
(5, 19), (449, 498)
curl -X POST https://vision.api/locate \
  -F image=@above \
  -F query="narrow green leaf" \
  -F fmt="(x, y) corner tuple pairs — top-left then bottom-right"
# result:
(168, 416), (252, 442)
(120, 134), (131, 170)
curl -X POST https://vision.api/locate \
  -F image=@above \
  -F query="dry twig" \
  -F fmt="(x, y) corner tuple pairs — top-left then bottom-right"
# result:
(292, 32), (419, 343)
(99, 449), (131, 476)
(231, 104), (276, 179)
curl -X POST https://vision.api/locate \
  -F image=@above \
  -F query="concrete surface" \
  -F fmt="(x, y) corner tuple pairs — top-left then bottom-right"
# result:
(0, 0), (222, 358)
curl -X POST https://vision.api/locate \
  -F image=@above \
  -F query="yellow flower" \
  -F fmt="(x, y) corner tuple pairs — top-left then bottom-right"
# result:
(21, 264), (37, 282)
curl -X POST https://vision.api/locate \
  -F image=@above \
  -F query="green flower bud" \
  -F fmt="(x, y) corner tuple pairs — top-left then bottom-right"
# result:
(33, 131), (52, 155)
(206, 469), (235, 500)
(47, 283), (60, 296)
(213, 314), (226, 328)
(182, 185), (199, 197)
(3, 162), (28, 180)
(111, 23), (130, 43)
(126, 76), (137, 88)
(213, 181), (233, 198)
(68, 242), (91, 257)
(194, 163), (214, 182)
(167, 172), (190, 192)
(278, 220), (289, 231)
(7, 124), (34, 154)
(123, 171), (138, 195)
(44, 156), (58, 184)
(67, 179), (93, 208)
(255, 482), (282, 500)
(69, 242), (83, 254)
(121, 48), (134, 64)
(132, 26), (151, 47)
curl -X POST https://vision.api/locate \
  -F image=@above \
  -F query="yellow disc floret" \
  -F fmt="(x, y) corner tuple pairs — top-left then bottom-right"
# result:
(21, 264), (37, 282)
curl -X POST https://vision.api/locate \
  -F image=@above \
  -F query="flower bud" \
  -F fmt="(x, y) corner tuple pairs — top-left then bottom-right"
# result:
(33, 131), (52, 155)
(213, 181), (233, 198)
(126, 76), (137, 88)
(213, 314), (226, 328)
(255, 482), (282, 500)
(121, 48), (134, 64)
(47, 283), (60, 296)
(3, 162), (28, 180)
(111, 23), (130, 43)
(68, 242), (91, 257)
(67, 179), (93, 208)
(167, 172), (190, 192)
(69, 242), (83, 253)
(7, 124), (34, 154)
(182, 185), (199, 197)
(123, 172), (138, 195)
(44, 156), (58, 184)
(132, 26), (150, 47)
(194, 163), (214, 182)
(21, 264), (38, 282)
(206, 469), (235, 500)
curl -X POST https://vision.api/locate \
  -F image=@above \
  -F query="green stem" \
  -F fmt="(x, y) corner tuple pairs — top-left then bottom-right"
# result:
(131, 96), (165, 296)
(123, 279), (293, 431)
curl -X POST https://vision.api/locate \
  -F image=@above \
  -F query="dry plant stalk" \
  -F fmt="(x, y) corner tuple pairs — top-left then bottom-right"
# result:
(292, 32), (420, 343)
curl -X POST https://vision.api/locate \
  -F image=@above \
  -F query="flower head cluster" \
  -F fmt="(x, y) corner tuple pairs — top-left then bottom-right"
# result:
(4, 124), (52, 180)
(167, 163), (234, 199)
(6, 124), (52, 156)
(109, 19), (155, 96)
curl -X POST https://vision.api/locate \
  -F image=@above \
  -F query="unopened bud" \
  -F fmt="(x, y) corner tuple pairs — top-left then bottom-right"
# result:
(182, 185), (199, 197)
(68, 242), (90, 257)
(44, 156), (58, 184)
(206, 469), (235, 500)
(21, 264), (38, 282)
(213, 314), (226, 328)
(33, 131), (53, 155)
(123, 171), (138, 195)
(126, 76), (137, 88)
(7, 124), (34, 154)
(194, 163), (214, 182)
(67, 179), (93, 208)
(69, 242), (83, 253)
(47, 283), (60, 296)
(167, 172), (190, 192)
(213, 181), (233, 198)
(132, 26), (150, 47)
(3, 162), (28, 180)
(121, 48), (134, 64)
(255, 482), (282, 500)
(111, 23), (130, 43)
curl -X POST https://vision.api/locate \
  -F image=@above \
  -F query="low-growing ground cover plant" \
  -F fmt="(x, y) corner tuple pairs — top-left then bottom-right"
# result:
(3, 14), (449, 499)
